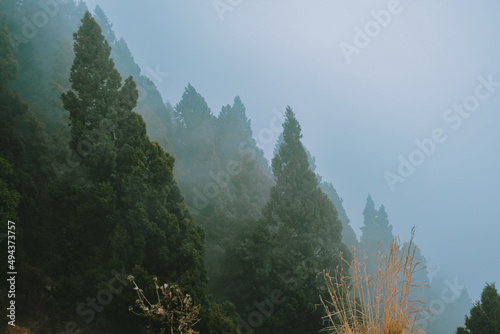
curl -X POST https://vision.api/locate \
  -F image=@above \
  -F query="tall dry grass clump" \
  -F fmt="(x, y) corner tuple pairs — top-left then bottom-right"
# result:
(321, 227), (425, 334)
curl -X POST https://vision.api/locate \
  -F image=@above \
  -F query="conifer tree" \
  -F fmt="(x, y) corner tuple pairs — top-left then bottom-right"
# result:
(215, 96), (272, 220)
(210, 96), (272, 291)
(266, 107), (343, 254)
(226, 106), (347, 334)
(361, 194), (378, 230)
(91, 5), (175, 154)
(359, 194), (395, 273)
(61, 11), (123, 155)
(175, 83), (215, 128)
(94, 5), (116, 46)
(457, 283), (500, 334)
(55, 12), (237, 333)
(274, 131), (358, 250)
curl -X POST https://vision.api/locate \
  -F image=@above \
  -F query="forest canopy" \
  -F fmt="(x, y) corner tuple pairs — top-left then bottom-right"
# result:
(0, 2), (484, 334)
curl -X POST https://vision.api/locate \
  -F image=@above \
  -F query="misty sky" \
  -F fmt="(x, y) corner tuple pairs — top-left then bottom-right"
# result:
(82, 0), (500, 301)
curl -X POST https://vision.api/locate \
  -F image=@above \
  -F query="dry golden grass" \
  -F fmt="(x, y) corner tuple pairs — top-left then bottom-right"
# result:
(322, 227), (425, 334)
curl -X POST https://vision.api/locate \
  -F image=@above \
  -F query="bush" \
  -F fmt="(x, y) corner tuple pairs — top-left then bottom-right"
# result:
(128, 276), (201, 334)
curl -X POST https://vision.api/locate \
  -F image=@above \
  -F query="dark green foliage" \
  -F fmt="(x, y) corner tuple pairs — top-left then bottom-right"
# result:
(0, 5), (64, 331)
(320, 181), (358, 251)
(2, 2), (469, 333)
(456, 283), (500, 334)
(274, 131), (358, 251)
(0, 158), (20, 224)
(0, 10), (17, 82)
(0, 2), (55, 262)
(61, 11), (122, 153)
(175, 83), (215, 127)
(49, 11), (236, 333)
(224, 106), (348, 334)
(170, 87), (272, 300)
(0, 3), (239, 331)
(0, 9), (20, 224)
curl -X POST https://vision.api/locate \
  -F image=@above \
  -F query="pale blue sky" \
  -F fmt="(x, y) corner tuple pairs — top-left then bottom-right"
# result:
(83, 0), (500, 301)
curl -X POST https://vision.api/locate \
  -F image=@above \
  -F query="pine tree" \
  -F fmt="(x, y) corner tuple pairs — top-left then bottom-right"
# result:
(227, 106), (348, 334)
(266, 107), (343, 253)
(274, 131), (358, 250)
(175, 83), (215, 128)
(361, 194), (378, 230)
(55, 12), (237, 333)
(457, 283), (500, 334)
(358, 194), (395, 274)
(171, 84), (224, 230)
(61, 11), (123, 156)
(215, 96), (272, 222)
(210, 96), (272, 293)
(91, 5), (175, 154)
(93, 5), (116, 46)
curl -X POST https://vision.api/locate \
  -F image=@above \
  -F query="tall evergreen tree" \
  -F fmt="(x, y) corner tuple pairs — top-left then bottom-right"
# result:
(265, 107), (343, 255)
(361, 194), (378, 231)
(358, 194), (395, 274)
(93, 5), (116, 46)
(209, 96), (273, 292)
(61, 11), (123, 155)
(90, 6), (175, 154)
(215, 96), (272, 223)
(171, 84), (225, 231)
(54, 12), (237, 333)
(274, 131), (358, 250)
(225, 106), (348, 334)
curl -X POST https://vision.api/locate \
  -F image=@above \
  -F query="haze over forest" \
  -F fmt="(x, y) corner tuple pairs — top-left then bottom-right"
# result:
(1, 0), (499, 333)
(82, 0), (500, 300)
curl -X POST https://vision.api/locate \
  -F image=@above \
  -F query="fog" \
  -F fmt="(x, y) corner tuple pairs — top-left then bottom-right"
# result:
(3, 0), (500, 332)
(83, 0), (500, 301)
